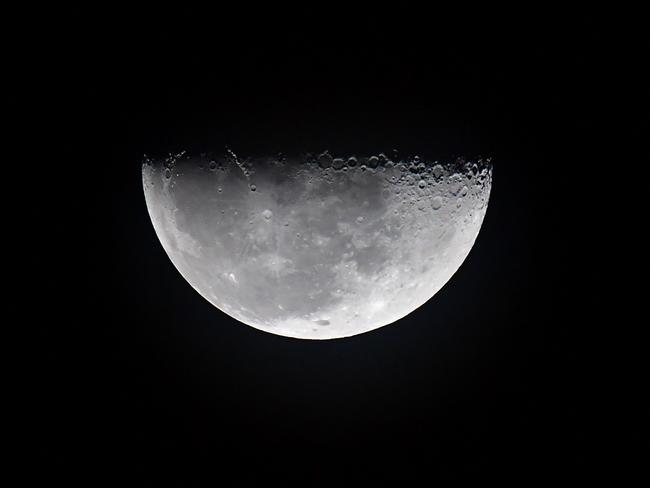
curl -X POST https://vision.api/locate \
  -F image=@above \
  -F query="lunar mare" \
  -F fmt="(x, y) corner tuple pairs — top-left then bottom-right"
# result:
(142, 152), (492, 339)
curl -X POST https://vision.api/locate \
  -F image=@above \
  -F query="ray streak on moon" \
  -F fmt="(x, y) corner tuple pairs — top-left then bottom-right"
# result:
(142, 152), (492, 339)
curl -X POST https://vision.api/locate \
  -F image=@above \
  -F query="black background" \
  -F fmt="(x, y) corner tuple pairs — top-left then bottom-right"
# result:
(22, 6), (627, 484)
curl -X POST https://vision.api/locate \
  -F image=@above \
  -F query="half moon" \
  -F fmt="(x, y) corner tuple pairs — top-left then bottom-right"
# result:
(142, 152), (492, 339)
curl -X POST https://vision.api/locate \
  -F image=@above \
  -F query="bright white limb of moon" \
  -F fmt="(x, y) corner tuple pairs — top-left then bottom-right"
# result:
(142, 152), (491, 339)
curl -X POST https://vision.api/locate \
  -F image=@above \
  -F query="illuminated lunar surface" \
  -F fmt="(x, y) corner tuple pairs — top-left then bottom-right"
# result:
(142, 152), (492, 339)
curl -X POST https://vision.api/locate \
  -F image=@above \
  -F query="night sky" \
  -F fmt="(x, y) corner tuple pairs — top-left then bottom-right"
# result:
(22, 7), (626, 484)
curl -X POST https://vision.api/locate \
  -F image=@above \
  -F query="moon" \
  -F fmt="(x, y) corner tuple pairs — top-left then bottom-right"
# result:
(142, 151), (492, 339)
